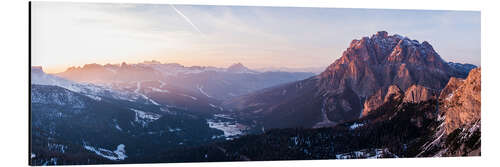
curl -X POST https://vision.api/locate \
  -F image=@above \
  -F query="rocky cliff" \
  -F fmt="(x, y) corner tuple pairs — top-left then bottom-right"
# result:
(225, 31), (470, 129)
(440, 68), (481, 135)
(417, 68), (481, 157)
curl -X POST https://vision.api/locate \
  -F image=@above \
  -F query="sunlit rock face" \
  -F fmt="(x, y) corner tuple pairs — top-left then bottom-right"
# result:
(225, 31), (470, 128)
(416, 68), (481, 157)
(439, 68), (481, 135)
(402, 85), (438, 104)
(362, 85), (403, 117)
(318, 31), (457, 122)
(319, 31), (451, 98)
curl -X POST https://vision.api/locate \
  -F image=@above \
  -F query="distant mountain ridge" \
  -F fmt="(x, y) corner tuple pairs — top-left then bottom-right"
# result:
(30, 31), (480, 164)
(255, 66), (326, 74)
(226, 63), (257, 74)
(31, 66), (158, 106)
(447, 62), (478, 78)
(56, 61), (314, 101)
(30, 67), (247, 165)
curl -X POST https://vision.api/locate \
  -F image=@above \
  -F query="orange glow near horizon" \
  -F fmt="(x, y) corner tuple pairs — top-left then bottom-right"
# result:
(39, 60), (238, 74)
(31, 2), (480, 74)
(39, 56), (330, 74)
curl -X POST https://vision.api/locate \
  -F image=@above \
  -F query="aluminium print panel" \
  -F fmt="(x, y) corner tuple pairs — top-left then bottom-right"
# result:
(29, 1), (480, 165)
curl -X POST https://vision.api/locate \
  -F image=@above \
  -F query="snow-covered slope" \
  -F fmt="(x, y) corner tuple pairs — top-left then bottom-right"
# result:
(31, 66), (158, 105)
(30, 83), (225, 165)
(417, 68), (481, 157)
(55, 62), (314, 101)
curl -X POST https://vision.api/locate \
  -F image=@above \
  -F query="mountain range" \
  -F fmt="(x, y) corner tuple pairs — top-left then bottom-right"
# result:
(31, 66), (236, 164)
(161, 66), (479, 161)
(56, 61), (314, 101)
(223, 31), (476, 129)
(30, 31), (480, 165)
(30, 62), (311, 165)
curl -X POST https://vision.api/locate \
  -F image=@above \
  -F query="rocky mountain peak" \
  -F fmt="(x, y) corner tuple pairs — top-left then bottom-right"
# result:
(439, 68), (481, 134)
(82, 63), (104, 69)
(227, 62), (246, 69)
(142, 60), (162, 64)
(342, 31), (444, 67)
(31, 66), (44, 74)
(226, 63), (255, 73)
(319, 31), (451, 98)
(375, 31), (389, 38)
(222, 32), (476, 129)
(438, 77), (464, 100)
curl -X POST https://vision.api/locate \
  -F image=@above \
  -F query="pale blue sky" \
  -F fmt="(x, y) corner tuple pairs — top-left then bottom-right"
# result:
(31, 2), (480, 73)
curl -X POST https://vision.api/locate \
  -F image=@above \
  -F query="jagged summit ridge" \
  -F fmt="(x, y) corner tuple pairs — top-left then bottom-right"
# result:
(225, 31), (445, 126)
(338, 31), (441, 66)
(224, 31), (476, 129)
(319, 31), (451, 98)
(226, 62), (256, 74)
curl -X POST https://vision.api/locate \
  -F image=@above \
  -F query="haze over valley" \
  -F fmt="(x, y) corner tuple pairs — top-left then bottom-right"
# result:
(30, 2), (480, 165)
(31, 31), (480, 165)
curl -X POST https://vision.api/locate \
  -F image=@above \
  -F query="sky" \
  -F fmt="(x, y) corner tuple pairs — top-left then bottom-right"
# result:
(31, 2), (481, 73)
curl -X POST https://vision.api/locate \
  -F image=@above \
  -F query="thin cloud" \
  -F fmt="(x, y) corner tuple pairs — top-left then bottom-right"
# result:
(32, 2), (480, 72)
(170, 4), (204, 36)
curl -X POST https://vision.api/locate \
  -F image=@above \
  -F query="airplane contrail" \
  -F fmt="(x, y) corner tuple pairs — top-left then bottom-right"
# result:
(170, 4), (204, 36)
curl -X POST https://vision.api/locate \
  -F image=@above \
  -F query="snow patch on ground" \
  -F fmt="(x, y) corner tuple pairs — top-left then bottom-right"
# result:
(115, 124), (122, 131)
(417, 121), (447, 156)
(197, 84), (212, 98)
(42, 158), (58, 165)
(131, 108), (161, 120)
(465, 121), (481, 138)
(131, 81), (160, 105)
(209, 104), (224, 111)
(181, 94), (198, 100)
(208, 120), (244, 138)
(112, 119), (123, 131)
(85, 94), (102, 101)
(151, 87), (169, 93)
(214, 114), (233, 120)
(350, 122), (365, 130)
(134, 81), (142, 94)
(335, 148), (397, 159)
(47, 143), (67, 153)
(138, 94), (160, 106)
(83, 144), (127, 161)
(131, 108), (161, 126)
(209, 104), (217, 108)
(207, 116), (246, 139)
(168, 127), (182, 132)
